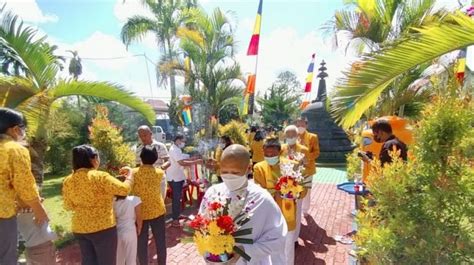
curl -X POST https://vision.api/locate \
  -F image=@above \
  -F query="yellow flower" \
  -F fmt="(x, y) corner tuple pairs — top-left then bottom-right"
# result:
(194, 232), (235, 256)
(208, 220), (224, 236)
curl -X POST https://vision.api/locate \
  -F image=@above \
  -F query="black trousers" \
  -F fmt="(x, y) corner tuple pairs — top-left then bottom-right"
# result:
(74, 226), (118, 265)
(0, 216), (17, 265)
(137, 215), (166, 265)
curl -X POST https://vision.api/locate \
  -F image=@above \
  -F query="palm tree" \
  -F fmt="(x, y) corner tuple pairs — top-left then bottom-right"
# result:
(120, 0), (196, 99)
(67, 50), (82, 80)
(0, 8), (155, 183)
(330, 11), (474, 129)
(171, 8), (244, 135)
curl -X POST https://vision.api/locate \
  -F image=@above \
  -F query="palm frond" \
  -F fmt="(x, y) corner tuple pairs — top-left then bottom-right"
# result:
(0, 6), (62, 88)
(120, 15), (160, 48)
(50, 80), (156, 123)
(0, 75), (36, 107)
(330, 12), (474, 129)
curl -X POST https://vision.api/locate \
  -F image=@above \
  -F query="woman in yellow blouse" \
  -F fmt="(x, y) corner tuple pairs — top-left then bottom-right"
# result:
(0, 108), (48, 265)
(62, 145), (132, 265)
(250, 130), (265, 165)
(132, 146), (167, 265)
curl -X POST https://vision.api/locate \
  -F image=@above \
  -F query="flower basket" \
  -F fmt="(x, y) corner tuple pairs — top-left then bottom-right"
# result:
(182, 196), (254, 263)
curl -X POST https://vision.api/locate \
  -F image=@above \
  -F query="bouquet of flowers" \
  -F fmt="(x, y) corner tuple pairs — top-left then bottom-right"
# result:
(275, 162), (312, 199)
(184, 195), (254, 264)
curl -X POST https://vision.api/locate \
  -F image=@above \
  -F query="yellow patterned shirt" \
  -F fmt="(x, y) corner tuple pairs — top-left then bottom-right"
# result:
(0, 135), (39, 218)
(62, 169), (131, 233)
(131, 165), (166, 220)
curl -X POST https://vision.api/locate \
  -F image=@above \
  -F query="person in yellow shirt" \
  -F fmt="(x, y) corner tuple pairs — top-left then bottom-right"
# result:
(0, 108), (48, 265)
(62, 145), (132, 265)
(132, 146), (167, 265)
(296, 117), (320, 216)
(250, 130), (265, 165)
(253, 137), (297, 265)
(247, 126), (257, 146)
(281, 125), (310, 246)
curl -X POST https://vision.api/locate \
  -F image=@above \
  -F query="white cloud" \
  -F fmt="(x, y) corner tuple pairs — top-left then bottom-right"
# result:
(2, 0), (58, 23)
(113, 0), (154, 23)
(236, 26), (354, 100)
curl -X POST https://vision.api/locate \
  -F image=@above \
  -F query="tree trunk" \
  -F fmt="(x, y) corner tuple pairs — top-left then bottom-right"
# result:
(29, 137), (47, 187)
(166, 38), (177, 100)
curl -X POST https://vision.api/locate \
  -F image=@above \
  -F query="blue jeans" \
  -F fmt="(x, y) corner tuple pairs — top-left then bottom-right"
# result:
(168, 180), (184, 220)
(0, 216), (17, 265)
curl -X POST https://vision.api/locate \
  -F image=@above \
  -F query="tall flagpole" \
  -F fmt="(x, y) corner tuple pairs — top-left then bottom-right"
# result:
(243, 0), (263, 116)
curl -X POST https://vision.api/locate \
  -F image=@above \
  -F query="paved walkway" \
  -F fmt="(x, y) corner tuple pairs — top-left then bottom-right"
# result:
(56, 167), (354, 265)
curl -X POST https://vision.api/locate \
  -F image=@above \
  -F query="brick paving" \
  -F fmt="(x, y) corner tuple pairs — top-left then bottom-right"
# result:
(56, 167), (354, 265)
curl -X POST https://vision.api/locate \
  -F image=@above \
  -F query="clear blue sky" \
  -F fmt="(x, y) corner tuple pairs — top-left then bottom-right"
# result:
(3, 0), (461, 101)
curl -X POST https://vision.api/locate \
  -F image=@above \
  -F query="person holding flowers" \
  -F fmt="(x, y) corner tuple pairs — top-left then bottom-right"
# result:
(193, 144), (287, 265)
(281, 125), (310, 245)
(296, 117), (320, 216)
(253, 137), (299, 265)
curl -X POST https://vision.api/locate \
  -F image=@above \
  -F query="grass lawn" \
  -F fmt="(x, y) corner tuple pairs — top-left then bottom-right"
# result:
(42, 174), (72, 234)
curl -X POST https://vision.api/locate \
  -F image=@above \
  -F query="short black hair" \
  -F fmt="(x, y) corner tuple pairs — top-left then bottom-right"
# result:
(115, 176), (127, 200)
(140, 145), (158, 165)
(221, 135), (232, 144)
(72, 145), (98, 171)
(0, 108), (26, 134)
(174, 133), (185, 142)
(254, 130), (265, 141)
(263, 137), (281, 151)
(372, 119), (393, 134)
(250, 126), (258, 133)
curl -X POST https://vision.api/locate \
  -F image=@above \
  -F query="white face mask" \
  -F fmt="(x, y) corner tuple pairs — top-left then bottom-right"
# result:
(221, 174), (248, 191)
(286, 137), (297, 145)
(297, 127), (306, 135)
(16, 126), (26, 142)
(264, 156), (279, 166)
(177, 142), (185, 149)
(219, 143), (226, 149)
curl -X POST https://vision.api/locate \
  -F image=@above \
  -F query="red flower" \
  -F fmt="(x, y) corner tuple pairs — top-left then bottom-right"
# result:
(216, 215), (235, 233)
(209, 202), (222, 211)
(189, 214), (209, 230)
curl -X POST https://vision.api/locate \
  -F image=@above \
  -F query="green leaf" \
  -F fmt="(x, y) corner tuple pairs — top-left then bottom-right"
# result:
(233, 245), (251, 261)
(234, 238), (253, 244)
(232, 228), (252, 237)
(331, 12), (474, 129)
(50, 80), (155, 124)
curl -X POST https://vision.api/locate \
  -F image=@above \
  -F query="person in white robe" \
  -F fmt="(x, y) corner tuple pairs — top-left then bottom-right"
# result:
(198, 144), (287, 265)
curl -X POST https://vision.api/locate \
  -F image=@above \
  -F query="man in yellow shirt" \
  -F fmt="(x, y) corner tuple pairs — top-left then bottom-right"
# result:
(0, 108), (48, 265)
(253, 137), (297, 265)
(281, 125), (310, 246)
(296, 117), (320, 216)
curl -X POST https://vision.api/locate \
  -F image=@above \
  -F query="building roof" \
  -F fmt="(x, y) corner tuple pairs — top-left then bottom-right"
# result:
(145, 98), (168, 113)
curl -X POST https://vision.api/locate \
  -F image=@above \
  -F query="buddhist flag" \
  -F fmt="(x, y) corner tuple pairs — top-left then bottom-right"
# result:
(300, 53), (316, 110)
(247, 0), (263, 56)
(182, 106), (192, 126)
(455, 57), (466, 84)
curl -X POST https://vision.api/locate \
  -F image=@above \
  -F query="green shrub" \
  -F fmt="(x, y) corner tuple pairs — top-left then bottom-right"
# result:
(89, 105), (135, 175)
(45, 101), (89, 174)
(356, 94), (474, 264)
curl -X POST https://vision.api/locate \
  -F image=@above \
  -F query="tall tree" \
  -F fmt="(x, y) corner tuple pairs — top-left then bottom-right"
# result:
(258, 71), (301, 127)
(120, 0), (196, 99)
(171, 8), (244, 135)
(0, 7), (155, 183)
(67, 50), (82, 80)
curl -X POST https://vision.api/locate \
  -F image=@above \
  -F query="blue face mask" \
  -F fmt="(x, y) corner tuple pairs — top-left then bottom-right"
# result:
(265, 156), (279, 166)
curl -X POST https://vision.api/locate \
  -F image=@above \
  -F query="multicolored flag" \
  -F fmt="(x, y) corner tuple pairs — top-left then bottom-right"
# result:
(182, 106), (192, 126)
(300, 53), (316, 110)
(455, 51), (466, 85)
(243, 0), (263, 115)
(247, 0), (263, 55)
